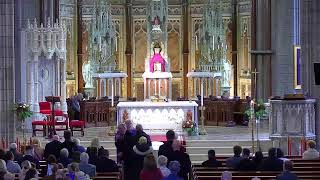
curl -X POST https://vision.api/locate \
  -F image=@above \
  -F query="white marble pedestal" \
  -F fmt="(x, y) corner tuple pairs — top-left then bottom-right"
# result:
(117, 101), (198, 134)
(269, 99), (316, 155)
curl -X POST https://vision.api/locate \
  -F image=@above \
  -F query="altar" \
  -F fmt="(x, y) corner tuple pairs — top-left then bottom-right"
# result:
(117, 101), (198, 133)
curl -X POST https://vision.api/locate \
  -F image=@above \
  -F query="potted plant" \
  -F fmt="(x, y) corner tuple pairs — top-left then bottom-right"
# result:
(13, 102), (33, 141)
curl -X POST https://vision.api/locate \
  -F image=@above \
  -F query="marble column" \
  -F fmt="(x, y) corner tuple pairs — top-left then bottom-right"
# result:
(182, 0), (189, 97)
(0, 0), (16, 142)
(301, 0), (320, 148)
(251, 0), (272, 100)
(33, 57), (40, 113)
(270, 0), (296, 96)
(125, 0), (133, 98)
(61, 59), (67, 113)
(77, 2), (85, 93)
(56, 59), (61, 95)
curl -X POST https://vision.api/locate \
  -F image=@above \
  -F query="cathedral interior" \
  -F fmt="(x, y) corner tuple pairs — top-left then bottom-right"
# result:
(1, 0), (320, 156)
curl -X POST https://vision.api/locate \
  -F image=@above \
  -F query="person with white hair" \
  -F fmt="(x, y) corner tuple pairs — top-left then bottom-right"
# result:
(0, 159), (15, 180)
(58, 148), (70, 168)
(44, 135), (62, 159)
(67, 162), (90, 180)
(19, 160), (31, 180)
(221, 171), (232, 180)
(74, 138), (86, 153)
(158, 155), (170, 177)
(8, 143), (23, 162)
(78, 152), (96, 177)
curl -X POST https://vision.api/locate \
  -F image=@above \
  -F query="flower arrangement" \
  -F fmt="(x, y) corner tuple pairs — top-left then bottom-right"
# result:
(12, 102), (33, 121)
(245, 99), (267, 120)
(182, 111), (198, 136)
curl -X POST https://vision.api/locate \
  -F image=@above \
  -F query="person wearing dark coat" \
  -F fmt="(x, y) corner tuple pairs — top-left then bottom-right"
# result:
(276, 160), (298, 180)
(252, 151), (264, 170)
(238, 148), (255, 171)
(115, 123), (126, 163)
(131, 136), (153, 180)
(168, 140), (191, 180)
(202, 149), (222, 168)
(60, 130), (76, 158)
(260, 148), (283, 171)
(44, 135), (62, 159)
(158, 130), (176, 162)
(96, 149), (118, 172)
(226, 145), (244, 169)
(135, 124), (152, 146)
(123, 120), (137, 180)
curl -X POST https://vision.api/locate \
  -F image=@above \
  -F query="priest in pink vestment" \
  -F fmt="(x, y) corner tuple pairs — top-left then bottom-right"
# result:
(149, 42), (166, 72)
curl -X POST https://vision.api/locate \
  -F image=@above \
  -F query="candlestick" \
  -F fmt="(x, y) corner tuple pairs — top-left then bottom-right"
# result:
(201, 79), (204, 106)
(212, 35), (215, 50)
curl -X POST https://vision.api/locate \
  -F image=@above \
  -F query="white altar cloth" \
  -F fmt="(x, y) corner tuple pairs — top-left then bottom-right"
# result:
(117, 101), (198, 133)
(92, 72), (128, 78)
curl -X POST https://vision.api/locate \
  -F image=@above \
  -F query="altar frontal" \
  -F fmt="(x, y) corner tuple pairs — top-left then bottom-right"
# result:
(117, 101), (198, 133)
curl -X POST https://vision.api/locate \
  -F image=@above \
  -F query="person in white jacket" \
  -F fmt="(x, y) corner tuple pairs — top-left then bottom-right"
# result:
(303, 140), (320, 160)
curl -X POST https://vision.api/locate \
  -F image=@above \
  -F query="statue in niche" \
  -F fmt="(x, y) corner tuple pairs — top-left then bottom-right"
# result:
(152, 16), (161, 31)
(149, 41), (166, 72)
(222, 58), (232, 87)
(82, 60), (94, 88)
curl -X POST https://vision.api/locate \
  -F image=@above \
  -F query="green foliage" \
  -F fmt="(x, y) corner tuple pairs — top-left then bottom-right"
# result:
(12, 103), (33, 121)
(244, 99), (267, 119)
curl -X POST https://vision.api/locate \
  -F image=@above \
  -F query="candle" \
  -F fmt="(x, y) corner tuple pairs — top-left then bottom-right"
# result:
(250, 100), (254, 119)
(212, 35), (215, 50)
(195, 35), (198, 50)
(111, 79), (114, 107)
(115, 37), (118, 52)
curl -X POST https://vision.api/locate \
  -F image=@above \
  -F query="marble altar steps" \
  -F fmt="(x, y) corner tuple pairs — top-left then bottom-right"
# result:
(186, 139), (273, 163)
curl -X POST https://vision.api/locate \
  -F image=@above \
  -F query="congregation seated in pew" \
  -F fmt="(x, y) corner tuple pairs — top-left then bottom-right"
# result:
(0, 127), (320, 180)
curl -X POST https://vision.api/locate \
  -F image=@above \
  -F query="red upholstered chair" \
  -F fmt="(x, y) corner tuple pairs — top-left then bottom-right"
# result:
(48, 114), (69, 134)
(69, 120), (85, 136)
(32, 115), (49, 137)
(39, 102), (52, 115)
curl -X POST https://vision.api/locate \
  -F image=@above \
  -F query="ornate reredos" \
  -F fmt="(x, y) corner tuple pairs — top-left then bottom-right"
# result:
(146, 0), (168, 59)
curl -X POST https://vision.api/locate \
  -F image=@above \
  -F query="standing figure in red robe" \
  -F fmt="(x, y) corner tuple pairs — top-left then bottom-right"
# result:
(149, 42), (166, 72)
